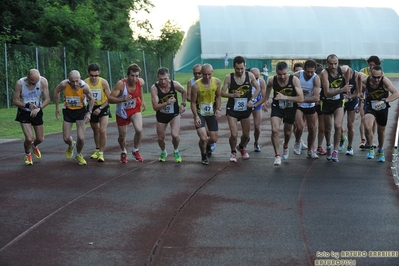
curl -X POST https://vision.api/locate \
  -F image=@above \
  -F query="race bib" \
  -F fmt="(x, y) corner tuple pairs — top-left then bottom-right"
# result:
(233, 98), (247, 111)
(200, 102), (214, 116)
(160, 103), (174, 114)
(91, 89), (102, 102)
(371, 100), (386, 111)
(65, 96), (81, 107)
(279, 100), (294, 109)
(23, 97), (39, 106)
(326, 88), (341, 100)
(124, 98), (137, 109)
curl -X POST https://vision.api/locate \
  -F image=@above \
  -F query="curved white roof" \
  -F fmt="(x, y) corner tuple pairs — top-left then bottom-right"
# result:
(198, 5), (399, 60)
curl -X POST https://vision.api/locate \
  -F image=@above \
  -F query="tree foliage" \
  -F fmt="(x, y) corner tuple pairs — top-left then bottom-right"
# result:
(0, 0), (155, 56)
(37, 3), (101, 62)
(156, 20), (184, 57)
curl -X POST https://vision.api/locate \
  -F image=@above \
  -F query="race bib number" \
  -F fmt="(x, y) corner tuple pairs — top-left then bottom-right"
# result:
(65, 96), (81, 107)
(326, 88), (340, 100)
(299, 102), (315, 108)
(124, 98), (137, 109)
(279, 100), (294, 109)
(371, 100), (386, 111)
(23, 98), (39, 106)
(233, 98), (247, 111)
(160, 103), (174, 114)
(200, 103), (214, 116)
(91, 89), (102, 102)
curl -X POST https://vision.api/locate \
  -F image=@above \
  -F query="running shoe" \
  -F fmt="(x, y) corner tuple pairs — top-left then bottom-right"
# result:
(75, 153), (87, 165)
(25, 153), (33, 165)
(372, 142), (377, 149)
(326, 144), (332, 161)
(367, 148), (375, 159)
(236, 144), (249, 159)
(32, 146), (41, 159)
(359, 139), (366, 149)
(174, 150), (182, 163)
(230, 152), (237, 162)
(206, 145), (212, 158)
(346, 147), (354, 156)
(317, 146), (327, 155)
(90, 149), (99, 159)
(210, 143), (216, 152)
(293, 142), (301, 155)
(307, 149), (319, 159)
(97, 152), (105, 162)
(66, 141), (76, 159)
(201, 154), (209, 165)
(283, 146), (289, 160)
(331, 150), (339, 162)
(300, 139), (308, 150)
(254, 143), (261, 152)
(274, 155), (282, 166)
(377, 149), (385, 162)
(159, 151), (167, 162)
(120, 152), (128, 163)
(132, 150), (143, 162)
(338, 136), (347, 151)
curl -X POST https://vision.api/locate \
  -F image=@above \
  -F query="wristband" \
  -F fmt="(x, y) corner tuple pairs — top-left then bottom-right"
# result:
(88, 110), (92, 114)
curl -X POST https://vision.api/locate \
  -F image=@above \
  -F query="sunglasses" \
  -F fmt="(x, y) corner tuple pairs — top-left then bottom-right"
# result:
(29, 79), (38, 85)
(372, 75), (382, 79)
(193, 72), (201, 75)
(90, 74), (99, 77)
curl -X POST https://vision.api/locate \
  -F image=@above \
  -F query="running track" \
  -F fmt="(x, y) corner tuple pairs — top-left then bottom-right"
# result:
(1, 79), (399, 266)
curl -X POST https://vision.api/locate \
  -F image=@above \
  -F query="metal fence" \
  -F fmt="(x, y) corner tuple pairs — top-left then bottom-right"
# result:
(0, 43), (173, 108)
(391, 119), (399, 186)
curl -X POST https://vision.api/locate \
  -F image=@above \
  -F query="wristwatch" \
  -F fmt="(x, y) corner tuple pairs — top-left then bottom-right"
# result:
(251, 98), (256, 102)
(99, 106), (103, 110)
(181, 102), (186, 107)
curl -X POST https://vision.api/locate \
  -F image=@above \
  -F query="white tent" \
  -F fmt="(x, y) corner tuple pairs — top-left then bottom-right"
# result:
(198, 5), (399, 60)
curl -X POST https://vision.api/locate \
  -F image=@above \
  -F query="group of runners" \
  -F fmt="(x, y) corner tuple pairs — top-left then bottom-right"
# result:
(13, 54), (399, 166)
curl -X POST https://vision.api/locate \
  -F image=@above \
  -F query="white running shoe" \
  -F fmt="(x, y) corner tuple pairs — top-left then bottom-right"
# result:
(293, 142), (301, 155)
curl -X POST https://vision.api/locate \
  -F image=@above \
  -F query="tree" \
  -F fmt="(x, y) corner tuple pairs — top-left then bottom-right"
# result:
(155, 20), (184, 62)
(0, 0), (154, 52)
(37, 3), (101, 62)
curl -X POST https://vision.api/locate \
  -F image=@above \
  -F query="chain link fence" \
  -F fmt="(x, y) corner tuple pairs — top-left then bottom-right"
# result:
(0, 43), (173, 108)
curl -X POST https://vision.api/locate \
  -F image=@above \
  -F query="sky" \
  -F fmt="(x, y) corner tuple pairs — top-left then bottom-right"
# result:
(134, 0), (399, 37)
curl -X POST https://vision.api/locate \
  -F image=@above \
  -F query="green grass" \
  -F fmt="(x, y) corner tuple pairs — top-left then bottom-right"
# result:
(2, 70), (398, 139)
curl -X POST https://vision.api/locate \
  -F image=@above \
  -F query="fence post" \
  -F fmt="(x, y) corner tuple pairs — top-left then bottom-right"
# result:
(63, 47), (67, 79)
(107, 51), (112, 86)
(36, 46), (39, 70)
(4, 43), (10, 108)
(142, 50), (149, 93)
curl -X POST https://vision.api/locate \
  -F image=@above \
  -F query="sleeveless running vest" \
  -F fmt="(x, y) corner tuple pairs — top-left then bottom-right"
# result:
(19, 77), (42, 111)
(272, 75), (297, 109)
(226, 72), (251, 112)
(85, 77), (107, 106)
(320, 67), (345, 102)
(196, 77), (217, 116)
(155, 81), (179, 116)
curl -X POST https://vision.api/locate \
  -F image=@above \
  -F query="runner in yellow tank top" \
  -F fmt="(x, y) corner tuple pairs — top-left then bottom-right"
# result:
(191, 64), (222, 165)
(84, 63), (111, 162)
